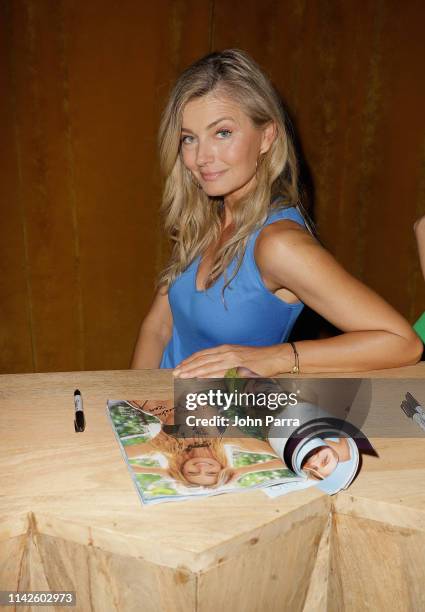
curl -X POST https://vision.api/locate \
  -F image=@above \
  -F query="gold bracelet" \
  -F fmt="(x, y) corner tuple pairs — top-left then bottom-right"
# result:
(289, 341), (300, 374)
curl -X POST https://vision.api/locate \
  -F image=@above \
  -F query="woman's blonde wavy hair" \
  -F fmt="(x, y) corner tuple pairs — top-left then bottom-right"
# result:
(149, 430), (236, 488)
(157, 48), (311, 294)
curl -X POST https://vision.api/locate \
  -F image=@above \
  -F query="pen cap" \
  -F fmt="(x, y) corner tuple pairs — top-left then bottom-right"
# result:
(74, 411), (85, 432)
(401, 401), (416, 418)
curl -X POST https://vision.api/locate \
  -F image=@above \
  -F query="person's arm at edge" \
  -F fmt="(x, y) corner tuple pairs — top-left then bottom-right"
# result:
(130, 289), (173, 369)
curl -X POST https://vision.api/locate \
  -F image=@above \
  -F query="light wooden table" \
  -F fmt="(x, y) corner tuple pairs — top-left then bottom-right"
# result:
(1, 366), (425, 611)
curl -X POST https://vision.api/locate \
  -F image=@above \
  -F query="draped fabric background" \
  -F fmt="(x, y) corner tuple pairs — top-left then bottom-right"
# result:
(1, 0), (424, 374)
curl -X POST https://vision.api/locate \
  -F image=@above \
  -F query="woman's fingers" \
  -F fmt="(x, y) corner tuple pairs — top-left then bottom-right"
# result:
(176, 345), (232, 368)
(174, 354), (228, 374)
(175, 357), (236, 378)
(172, 345), (278, 378)
(174, 345), (238, 374)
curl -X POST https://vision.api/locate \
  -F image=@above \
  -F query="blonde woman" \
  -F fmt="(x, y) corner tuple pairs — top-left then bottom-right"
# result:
(126, 400), (284, 488)
(131, 49), (422, 376)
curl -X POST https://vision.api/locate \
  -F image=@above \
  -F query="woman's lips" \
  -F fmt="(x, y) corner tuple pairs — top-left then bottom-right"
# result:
(200, 170), (227, 181)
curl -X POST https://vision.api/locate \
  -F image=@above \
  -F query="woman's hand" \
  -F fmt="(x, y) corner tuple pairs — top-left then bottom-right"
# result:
(173, 343), (291, 378)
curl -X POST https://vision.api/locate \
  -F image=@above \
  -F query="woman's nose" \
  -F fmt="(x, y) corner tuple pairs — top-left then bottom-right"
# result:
(196, 139), (214, 166)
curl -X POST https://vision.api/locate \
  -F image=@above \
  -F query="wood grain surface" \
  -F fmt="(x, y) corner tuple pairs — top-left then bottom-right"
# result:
(1, 367), (425, 610)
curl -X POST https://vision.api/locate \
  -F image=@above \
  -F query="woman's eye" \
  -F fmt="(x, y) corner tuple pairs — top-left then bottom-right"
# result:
(181, 135), (193, 145)
(217, 129), (232, 138)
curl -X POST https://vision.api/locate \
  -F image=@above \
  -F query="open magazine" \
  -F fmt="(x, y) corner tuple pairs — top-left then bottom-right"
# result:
(106, 395), (362, 505)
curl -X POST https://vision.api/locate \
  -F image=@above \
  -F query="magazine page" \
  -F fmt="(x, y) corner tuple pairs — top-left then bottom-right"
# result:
(106, 399), (310, 505)
(172, 376), (372, 499)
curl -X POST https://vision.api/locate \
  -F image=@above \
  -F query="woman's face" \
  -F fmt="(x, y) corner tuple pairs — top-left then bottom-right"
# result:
(303, 446), (339, 479)
(182, 457), (222, 486)
(180, 92), (274, 203)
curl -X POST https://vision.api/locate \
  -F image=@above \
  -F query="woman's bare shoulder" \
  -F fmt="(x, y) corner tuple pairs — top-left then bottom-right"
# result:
(256, 218), (314, 251)
(255, 219), (322, 282)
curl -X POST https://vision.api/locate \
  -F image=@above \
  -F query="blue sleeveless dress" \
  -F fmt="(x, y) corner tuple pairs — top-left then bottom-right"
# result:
(160, 206), (306, 368)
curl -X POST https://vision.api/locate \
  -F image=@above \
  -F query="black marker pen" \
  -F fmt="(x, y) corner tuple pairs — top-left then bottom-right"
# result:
(74, 389), (85, 432)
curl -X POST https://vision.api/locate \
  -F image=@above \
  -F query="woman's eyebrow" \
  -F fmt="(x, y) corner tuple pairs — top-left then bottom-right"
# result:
(181, 116), (235, 133)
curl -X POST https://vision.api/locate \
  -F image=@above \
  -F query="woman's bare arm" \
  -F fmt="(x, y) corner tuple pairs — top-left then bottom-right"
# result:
(173, 221), (422, 377)
(255, 221), (423, 372)
(130, 289), (173, 369)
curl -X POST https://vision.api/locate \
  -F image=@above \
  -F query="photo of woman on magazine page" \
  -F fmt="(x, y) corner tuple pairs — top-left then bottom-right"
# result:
(106, 387), (365, 505)
(130, 48), (422, 377)
(126, 400), (293, 488)
(107, 399), (316, 505)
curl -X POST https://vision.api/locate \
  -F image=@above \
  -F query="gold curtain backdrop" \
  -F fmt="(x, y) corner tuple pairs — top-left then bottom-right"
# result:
(1, 0), (424, 374)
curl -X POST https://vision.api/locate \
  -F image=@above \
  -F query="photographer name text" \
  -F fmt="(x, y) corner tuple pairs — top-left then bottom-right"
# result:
(185, 414), (300, 427)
